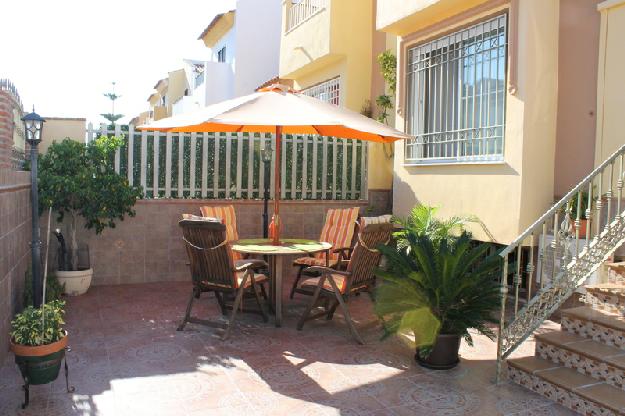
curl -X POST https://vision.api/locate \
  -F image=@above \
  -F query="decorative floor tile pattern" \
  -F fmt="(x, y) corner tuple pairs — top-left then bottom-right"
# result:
(0, 281), (577, 415)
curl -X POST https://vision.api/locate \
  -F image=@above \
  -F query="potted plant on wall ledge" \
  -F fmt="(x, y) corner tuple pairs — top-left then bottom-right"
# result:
(374, 231), (501, 369)
(10, 300), (73, 408)
(38, 136), (142, 295)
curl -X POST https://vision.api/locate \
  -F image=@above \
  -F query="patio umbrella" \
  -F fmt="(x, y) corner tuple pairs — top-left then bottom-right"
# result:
(139, 84), (411, 245)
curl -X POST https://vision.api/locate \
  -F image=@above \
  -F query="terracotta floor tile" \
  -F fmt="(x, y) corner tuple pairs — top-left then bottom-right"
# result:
(0, 282), (575, 416)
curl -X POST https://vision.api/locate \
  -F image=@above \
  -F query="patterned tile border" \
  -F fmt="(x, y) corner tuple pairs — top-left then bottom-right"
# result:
(508, 366), (624, 416)
(561, 316), (625, 351)
(536, 341), (625, 390)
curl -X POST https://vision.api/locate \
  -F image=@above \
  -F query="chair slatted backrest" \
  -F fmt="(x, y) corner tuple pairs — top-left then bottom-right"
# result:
(316, 207), (360, 262)
(179, 219), (236, 289)
(345, 222), (394, 291)
(200, 205), (239, 242)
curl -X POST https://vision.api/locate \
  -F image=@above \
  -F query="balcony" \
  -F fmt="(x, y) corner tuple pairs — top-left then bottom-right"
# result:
(376, 0), (492, 35)
(285, 0), (328, 33)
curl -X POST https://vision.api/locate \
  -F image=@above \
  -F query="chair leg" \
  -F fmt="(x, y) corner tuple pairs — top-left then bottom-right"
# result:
(289, 266), (306, 299)
(222, 273), (249, 341)
(250, 277), (269, 322)
(326, 299), (339, 321)
(259, 283), (274, 313)
(297, 275), (326, 330)
(214, 291), (228, 316)
(327, 277), (364, 345)
(178, 287), (196, 331)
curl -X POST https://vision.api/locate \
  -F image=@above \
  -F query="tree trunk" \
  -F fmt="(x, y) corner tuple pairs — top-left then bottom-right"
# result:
(69, 211), (78, 271)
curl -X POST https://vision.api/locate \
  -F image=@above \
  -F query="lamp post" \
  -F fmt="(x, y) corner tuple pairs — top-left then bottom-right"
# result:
(261, 142), (273, 238)
(22, 108), (45, 308)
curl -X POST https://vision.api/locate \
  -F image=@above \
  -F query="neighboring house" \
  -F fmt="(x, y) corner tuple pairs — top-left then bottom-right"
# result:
(39, 117), (86, 154)
(377, 0), (603, 244)
(279, 0), (395, 210)
(146, 78), (169, 123)
(172, 0), (282, 115)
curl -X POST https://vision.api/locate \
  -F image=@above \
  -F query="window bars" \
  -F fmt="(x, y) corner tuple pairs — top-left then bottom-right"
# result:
(405, 14), (508, 164)
(301, 77), (340, 106)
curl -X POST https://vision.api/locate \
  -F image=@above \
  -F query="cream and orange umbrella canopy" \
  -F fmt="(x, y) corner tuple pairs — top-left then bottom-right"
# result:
(138, 84), (411, 244)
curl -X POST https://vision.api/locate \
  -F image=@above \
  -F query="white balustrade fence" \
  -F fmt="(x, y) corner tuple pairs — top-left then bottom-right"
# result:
(87, 123), (368, 201)
(286, 0), (327, 33)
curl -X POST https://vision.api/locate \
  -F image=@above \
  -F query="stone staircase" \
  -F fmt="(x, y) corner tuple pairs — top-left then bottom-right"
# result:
(508, 281), (625, 415)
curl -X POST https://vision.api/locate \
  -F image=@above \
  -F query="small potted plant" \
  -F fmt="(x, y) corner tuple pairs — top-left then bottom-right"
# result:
(38, 136), (142, 295)
(566, 191), (590, 239)
(374, 232), (501, 369)
(10, 300), (70, 407)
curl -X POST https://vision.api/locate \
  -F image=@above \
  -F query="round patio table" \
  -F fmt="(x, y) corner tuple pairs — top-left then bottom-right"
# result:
(232, 238), (332, 327)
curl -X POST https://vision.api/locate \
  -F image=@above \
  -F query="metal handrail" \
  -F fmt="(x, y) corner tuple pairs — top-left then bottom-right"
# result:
(500, 143), (625, 257)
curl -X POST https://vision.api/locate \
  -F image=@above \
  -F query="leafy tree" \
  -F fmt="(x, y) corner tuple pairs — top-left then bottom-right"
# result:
(376, 50), (397, 124)
(374, 232), (501, 350)
(38, 136), (142, 270)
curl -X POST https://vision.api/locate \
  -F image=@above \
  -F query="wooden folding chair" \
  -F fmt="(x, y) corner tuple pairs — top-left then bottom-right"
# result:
(289, 207), (360, 299)
(178, 218), (270, 340)
(296, 221), (394, 344)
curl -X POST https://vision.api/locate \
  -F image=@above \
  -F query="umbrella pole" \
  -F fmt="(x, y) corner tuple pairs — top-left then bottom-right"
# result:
(272, 126), (282, 245)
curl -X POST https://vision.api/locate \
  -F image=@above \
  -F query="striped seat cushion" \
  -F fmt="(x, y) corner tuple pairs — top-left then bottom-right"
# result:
(301, 274), (347, 293)
(315, 207), (359, 263)
(200, 205), (241, 260)
(293, 256), (337, 267)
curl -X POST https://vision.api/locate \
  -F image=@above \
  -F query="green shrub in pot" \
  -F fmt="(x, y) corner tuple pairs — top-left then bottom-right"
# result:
(374, 232), (501, 369)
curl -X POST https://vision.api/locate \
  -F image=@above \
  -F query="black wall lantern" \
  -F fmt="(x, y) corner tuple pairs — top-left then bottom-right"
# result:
(22, 108), (45, 308)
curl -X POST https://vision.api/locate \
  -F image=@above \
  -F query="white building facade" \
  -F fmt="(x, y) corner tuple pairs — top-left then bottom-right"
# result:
(173, 0), (282, 115)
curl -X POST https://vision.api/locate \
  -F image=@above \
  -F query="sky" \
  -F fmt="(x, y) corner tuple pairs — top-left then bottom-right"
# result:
(1, 0), (236, 125)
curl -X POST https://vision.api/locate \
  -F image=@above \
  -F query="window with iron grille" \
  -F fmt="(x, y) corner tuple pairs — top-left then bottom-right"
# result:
(301, 77), (340, 106)
(405, 14), (507, 164)
(217, 46), (226, 63)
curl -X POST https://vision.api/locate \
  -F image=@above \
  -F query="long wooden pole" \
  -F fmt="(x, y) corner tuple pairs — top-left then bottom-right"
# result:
(272, 126), (282, 245)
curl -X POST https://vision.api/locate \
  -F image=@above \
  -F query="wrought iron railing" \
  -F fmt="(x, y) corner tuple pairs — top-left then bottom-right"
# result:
(496, 143), (625, 382)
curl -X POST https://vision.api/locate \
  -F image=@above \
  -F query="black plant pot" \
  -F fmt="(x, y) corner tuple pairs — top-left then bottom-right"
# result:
(415, 334), (461, 370)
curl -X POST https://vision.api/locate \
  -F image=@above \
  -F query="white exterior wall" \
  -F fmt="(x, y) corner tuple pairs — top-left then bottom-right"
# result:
(234, 0), (282, 96)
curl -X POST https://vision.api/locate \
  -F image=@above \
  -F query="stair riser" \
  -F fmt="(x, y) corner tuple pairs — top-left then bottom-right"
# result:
(536, 341), (625, 390)
(562, 316), (625, 351)
(584, 291), (625, 315)
(508, 366), (623, 416)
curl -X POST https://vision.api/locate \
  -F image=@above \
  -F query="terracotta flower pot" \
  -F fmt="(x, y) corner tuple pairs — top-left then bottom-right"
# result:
(570, 218), (589, 239)
(10, 332), (68, 385)
(415, 334), (461, 370)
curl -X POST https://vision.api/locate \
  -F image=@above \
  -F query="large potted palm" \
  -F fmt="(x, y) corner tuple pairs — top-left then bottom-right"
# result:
(374, 231), (501, 369)
(38, 136), (142, 295)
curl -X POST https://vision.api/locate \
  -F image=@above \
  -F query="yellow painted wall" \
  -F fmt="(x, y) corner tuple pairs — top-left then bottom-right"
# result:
(280, 0), (392, 190)
(390, 0), (560, 244)
(40, 118), (86, 154)
(166, 69), (188, 115)
(595, 0), (625, 166)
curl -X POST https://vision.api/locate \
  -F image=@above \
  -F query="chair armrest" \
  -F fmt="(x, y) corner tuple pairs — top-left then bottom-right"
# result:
(235, 259), (269, 272)
(304, 266), (351, 276)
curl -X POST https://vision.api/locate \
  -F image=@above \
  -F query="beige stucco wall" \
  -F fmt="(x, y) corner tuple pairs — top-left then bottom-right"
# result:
(40, 117), (86, 154)
(391, 0), (560, 244)
(595, 0), (625, 166)
(166, 69), (189, 115)
(280, 0), (392, 190)
(553, 0), (601, 198)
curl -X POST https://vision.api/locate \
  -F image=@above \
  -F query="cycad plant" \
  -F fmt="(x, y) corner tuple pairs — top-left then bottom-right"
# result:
(394, 205), (478, 251)
(374, 232), (501, 350)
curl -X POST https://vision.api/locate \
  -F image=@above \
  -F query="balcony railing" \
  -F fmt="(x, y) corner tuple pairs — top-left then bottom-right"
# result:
(286, 0), (327, 33)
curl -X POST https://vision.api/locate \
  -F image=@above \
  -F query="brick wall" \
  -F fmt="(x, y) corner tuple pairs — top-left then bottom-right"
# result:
(0, 90), (17, 170)
(0, 170), (31, 365)
(52, 193), (390, 286)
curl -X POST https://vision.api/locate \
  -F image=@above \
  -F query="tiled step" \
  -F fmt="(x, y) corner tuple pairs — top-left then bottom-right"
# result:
(535, 331), (625, 390)
(561, 306), (625, 350)
(508, 357), (625, 415)
(585, 284), (625, 315)
(606, 262), (625, 285)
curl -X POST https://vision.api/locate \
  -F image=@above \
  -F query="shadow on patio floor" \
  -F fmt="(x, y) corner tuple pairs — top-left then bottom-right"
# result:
(0, 280), (575, 416)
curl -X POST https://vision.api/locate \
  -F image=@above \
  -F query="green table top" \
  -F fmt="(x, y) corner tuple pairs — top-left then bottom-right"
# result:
(232, 238), (332, 256)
